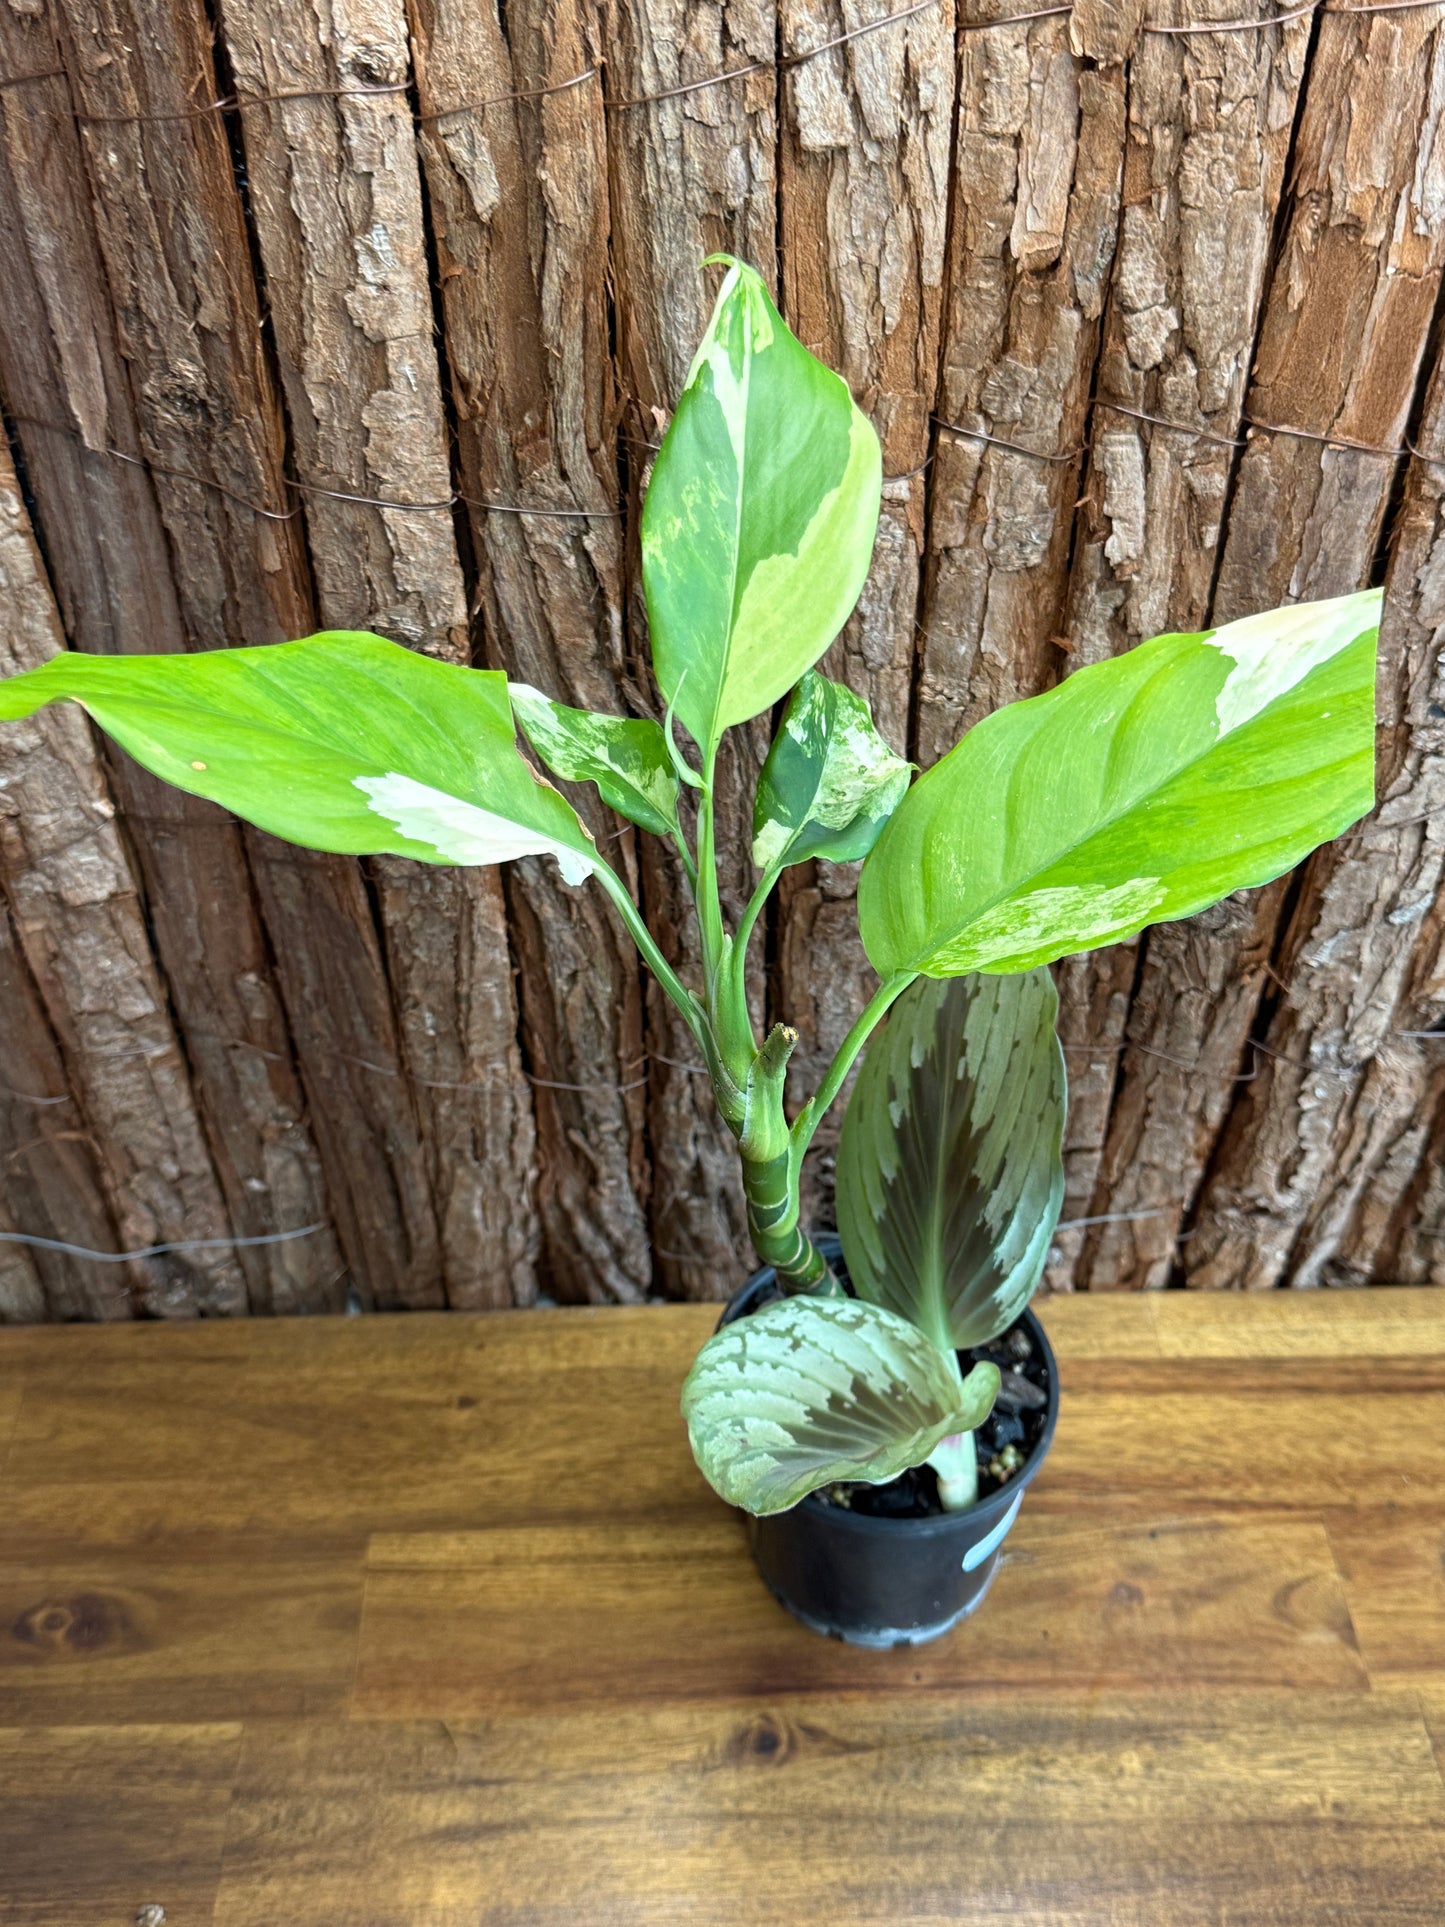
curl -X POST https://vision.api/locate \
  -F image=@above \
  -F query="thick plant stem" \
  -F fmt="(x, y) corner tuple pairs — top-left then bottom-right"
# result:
(930, 1430), (979, 1511)
(738, 1021), (839, 1293)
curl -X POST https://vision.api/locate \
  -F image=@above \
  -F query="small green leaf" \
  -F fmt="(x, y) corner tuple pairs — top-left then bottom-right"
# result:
(642, 258), (882, 756)
(837, 971), (1065, 1351)
(752, 670), (911, 873)
(0, 635), (598, 882)
(859, 590), (1380, 978)
(681, 1294), (1000, 1515)
(510, 684), (680, 838)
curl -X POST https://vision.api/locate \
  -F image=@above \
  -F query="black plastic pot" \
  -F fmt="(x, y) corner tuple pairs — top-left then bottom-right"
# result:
(717, 1236), (1059, 1648)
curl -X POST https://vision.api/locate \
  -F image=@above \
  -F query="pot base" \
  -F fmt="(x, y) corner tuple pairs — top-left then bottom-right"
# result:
(755, 1549), (1002, 1649)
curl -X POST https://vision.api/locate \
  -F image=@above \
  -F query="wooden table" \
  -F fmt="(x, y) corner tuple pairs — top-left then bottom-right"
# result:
(1, 1289), (1443, 1925)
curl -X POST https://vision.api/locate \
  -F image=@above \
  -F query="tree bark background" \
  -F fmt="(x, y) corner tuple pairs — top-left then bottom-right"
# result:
(0, 0), (1441, 1318)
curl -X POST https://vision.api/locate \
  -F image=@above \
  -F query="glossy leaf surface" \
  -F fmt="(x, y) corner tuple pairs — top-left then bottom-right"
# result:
(642, 259), (881, 754)
(0, 635), (599, 881)
(751, 671), (911, 872)
(510, 684), (680, 837)
(681, 1294), (999, 1515)
(836, 971), (1065, 1350)
(860, 591), (1380, 978)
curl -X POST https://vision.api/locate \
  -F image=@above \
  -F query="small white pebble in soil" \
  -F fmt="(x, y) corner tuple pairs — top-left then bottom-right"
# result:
(136, 1907), (166, 1927)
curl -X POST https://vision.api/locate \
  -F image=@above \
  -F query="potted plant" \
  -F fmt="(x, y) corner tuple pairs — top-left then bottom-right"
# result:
(0, 259), (1379, 1646)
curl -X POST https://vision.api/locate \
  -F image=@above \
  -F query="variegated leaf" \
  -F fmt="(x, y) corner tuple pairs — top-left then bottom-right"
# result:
(681, 1294), (1000, 1515)
(642, 258), (881, 755)
(837, 972), (1065, 1351)
(510, 684), (680, 838)
(860, 591), (1380, 978)
(752, 671), (911, 873)
(0, 635), (599, 882)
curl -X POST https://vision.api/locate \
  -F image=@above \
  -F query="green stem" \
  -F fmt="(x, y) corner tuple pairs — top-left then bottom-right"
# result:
(790, 971), (917, 1158)
(737, 1023), (837, 1293)
(591, 861), (707, 1052)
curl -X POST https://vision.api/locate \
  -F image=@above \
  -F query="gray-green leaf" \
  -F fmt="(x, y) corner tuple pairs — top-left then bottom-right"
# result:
(510, 684), (680, 837)
(836, 971), (1065, 1352)
(751, 671), (911, 873)
(642, 258), (881, 756)
(681, 1294), (1000, 1515)
(859, 590), (1380, 978)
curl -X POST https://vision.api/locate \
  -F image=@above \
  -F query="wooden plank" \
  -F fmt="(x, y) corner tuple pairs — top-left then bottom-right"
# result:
(777, 0), (955, 1224)
(1168, 7), (1445, 1295)
(1222, 344), (1445, 1292)
(212, 0), (540, 1309)
(408, 0), (638, 1305)
(213, 1696), (1445, 1926)
(0, 1722), (240, 1927)
(600, 0), (777, 1297)
(0, 7), (351, 1316)
(1324, 1509), (1445, 1689)
(353, 1510), (1364, 1716)
(0, 1542), (364, 1724)
(1148, 1284), (1445, 1359)
(917, 6), (1123, 758)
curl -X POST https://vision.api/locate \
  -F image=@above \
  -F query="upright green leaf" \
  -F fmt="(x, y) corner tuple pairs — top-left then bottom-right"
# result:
(836, 971), (1065, 1351)
(682, 1295), (1000, 1516)
(642, 258), (882, 755)
(751, 671), (911, 873)
(510, 684), (680, 837)
(0, 636), (599, 881)
(860, 590), (1380, 978)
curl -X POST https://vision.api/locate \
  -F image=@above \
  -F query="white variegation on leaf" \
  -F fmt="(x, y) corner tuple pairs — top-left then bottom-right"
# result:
(859, 589), (1380, 979)
(510, 683), (680, 838)
(0, 633), (600, 884)
(681, 1294), (1000, 1515)
(836, 971), (1066, 1352)
(642, 259), (882, 755)
(752, 671), (911, 873)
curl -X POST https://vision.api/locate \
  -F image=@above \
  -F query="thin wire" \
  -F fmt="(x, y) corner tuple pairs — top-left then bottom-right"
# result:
(0, 1222), (325, 1263)
(1055, 1209), (1168, 1229)
(933, 415), (1084, 464)
(605, 0), (941, 110)
(1146, 0), (1321, 33)
(1096, 400), (1245, 451)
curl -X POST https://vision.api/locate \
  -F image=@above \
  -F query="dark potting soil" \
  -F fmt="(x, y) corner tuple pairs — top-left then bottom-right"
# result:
(744, 1260), (1051, 1519)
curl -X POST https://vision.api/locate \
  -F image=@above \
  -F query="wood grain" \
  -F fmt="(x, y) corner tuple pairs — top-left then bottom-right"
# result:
(3, 1290), (1445, 1922)
(0, 1723), (242, 1927)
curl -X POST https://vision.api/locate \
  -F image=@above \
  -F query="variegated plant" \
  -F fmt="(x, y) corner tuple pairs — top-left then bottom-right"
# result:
(0, 258), (1381, 1517)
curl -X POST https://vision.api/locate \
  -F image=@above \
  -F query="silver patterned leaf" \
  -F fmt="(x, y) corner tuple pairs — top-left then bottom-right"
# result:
(836, 970), (1065, 1350)
(681, 1294), (999, 1515)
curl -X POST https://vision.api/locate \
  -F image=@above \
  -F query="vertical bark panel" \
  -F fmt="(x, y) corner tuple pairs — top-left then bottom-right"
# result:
(407, 0), (641, 1304)
(602, 0), (779, 1297)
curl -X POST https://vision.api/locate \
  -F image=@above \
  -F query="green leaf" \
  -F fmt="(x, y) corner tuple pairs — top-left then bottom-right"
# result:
(751, 670), (912, 873)
(836, 971), (1065, 1351)
(510, 684), (680, 837)
(642, 258), (882, 755)
(0, 635), (599, 881)
(681, 1294), (999, 1516)
(859, 590), (1381, 978)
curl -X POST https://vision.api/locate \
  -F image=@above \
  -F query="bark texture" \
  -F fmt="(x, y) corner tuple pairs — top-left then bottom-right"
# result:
(409, 0), (638, 1304)
(218, 0), (538, 1307)
(1060, 1), (1309, 1291)
(1181, 8), (1445, 1291)
(777, 0), (954, 1226)
(602, 0), (778, 1297)
(0, 13), (339, 1314)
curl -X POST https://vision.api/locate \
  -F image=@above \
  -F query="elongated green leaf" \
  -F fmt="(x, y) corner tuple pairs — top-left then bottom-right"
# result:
(681, 1295), (999, 1515)
(752, 671), (911, 872)
(860, 590), (1380, 978)
(0, 636), (598, 881)
(510, 684), (680, 837)
(836, 971), (1065, 1351)
(642, 258), (882, 754)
